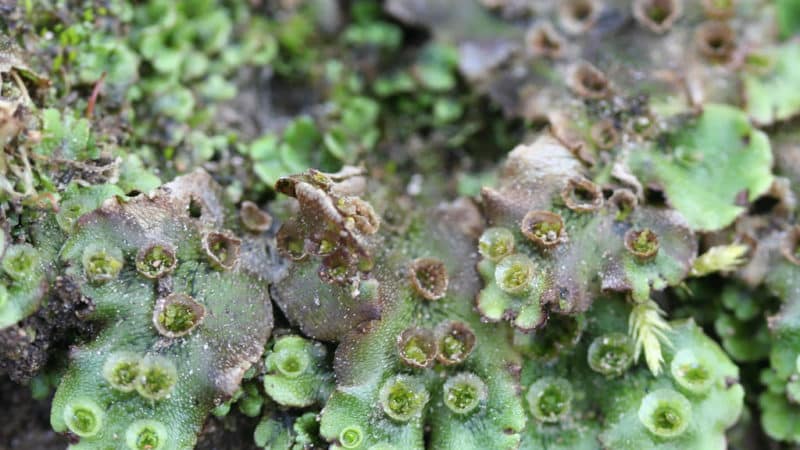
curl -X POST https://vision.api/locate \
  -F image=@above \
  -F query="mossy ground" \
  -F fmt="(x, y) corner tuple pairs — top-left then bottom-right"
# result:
(2, 1), (800, 449)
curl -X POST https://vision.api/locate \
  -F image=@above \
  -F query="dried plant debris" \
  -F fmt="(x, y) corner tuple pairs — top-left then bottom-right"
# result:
(270, 168), (382, 341)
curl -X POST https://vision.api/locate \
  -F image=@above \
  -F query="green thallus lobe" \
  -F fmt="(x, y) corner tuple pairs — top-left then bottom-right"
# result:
(0, 285), (8, 309)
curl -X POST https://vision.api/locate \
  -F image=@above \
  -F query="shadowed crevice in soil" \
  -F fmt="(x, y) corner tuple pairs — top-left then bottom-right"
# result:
(0, 376), (65, 450)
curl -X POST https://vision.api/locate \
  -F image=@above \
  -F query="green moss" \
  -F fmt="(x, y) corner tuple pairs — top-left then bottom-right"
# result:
(629, 104), (773, 231)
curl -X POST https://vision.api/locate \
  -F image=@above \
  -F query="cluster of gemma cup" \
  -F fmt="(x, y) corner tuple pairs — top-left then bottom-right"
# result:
(47, 171), (273, 450)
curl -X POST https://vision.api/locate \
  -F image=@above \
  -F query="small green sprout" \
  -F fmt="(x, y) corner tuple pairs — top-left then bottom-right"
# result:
(263, 335), (332, 407)
(102, 352), (142, 392)
(526, 377), (573, 423)
(625, 228), (660, 262)
(2, 244), (39, 281)
(435, 321), (476, 365)
(135, 243), (177, 279)
(408, 258), (448, 300)
(743, 50), (775, 75)
(237, 382), (264, 418)
(202, 231), (241, 270)
(63, 398), (104, 437)
(135, 355), (178, 401)
(153, 293), (205, 338)
(82, 244), (124, 283)
(629, 300), (672, 375)
(253, 415), (293, 449)
(443, 372), (487, 415)
(339, 425), (364, 448)
(378, 375), (429, 422)
(587, 332), (635, 377)
(478, 227), (515, 261)
(691, 244), (749, 277)
(495, 254), (536, 295)
(638, 389), (692, 438)
(125, 419), (168, 450)
(670, 348), (714, 395)
(397, 327), (438, 368)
